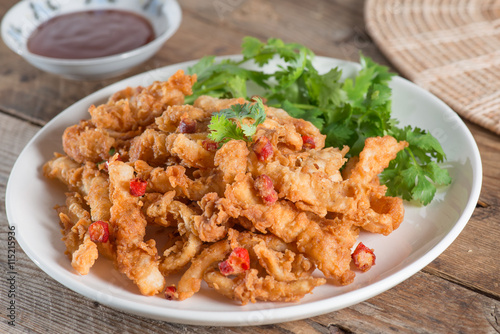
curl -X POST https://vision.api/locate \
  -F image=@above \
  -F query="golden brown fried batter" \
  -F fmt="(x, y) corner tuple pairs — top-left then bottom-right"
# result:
(166, 133), (215, 169)
(204, 268), (325, 305)
(89, 70), (196, 132)
(108, 158), (165, 296)
(155, 104), (211, 133)
(44, 154), (85, 193)
(63, 120), (116, 164)
(56, 192), (98, 275)
(128, 129), (171, 165)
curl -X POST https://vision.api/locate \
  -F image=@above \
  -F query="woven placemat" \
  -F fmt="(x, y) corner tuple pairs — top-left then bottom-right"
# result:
(365, 0), (500, 135)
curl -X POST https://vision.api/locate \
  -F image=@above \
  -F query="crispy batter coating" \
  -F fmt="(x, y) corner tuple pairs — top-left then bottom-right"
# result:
(89, 70), (196, 132)
(44, 154), (85, 193)
(128, 129), (171, 165)
(263, 106), (326, 150)
(134, 161), (224, 201)
(166, 133), (215, 169)
(348, 135), (408, 184)
(44, 71), (408, 303)
(56, 192), (98, 275)
(215, 140), (249, 184)
(177, 240), (231, 301)
(204, 268), (325, 305)
(249, 146), (350, 216)
(63, 120), (116, 164)
(155, 104), (211, 133)
(220, 174), (357, 284)
(108, 158), (165, 296)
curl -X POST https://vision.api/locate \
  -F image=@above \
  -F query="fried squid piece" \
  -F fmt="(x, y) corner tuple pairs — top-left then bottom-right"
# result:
(342, 136), (409, 235)
(343, 191), (405, 236)
(128, 129), (173, 166)
(134, 161), (224, 201)
(108, 158), (165, 296)
(142, 191), (204, 275)
(62, 120), (116, 164)
(227, 229), (316, 282)
(214, 140), (249, 184)
(253, 240), (315, 282)
(144, 189), (231, 244)
(192, 193), (236, 242)
(84, 169), (111, 222)
(142, 192), (177, 227)
(291, 147), (348, 182)
(46, 157), (115, 262)
(43, 154), (85, 193)
(347, 135), (409, 184)
(166, 133), (215, 169)
(254, 102), (328, 155)
(204, 269), (325, 305)
(84, 170), (115, 259)
(176, 240), (232, 301)
(155, 104), (212, 133)
(265, 106), (326, 150)
(89, 70), (196, 132)
(161, 232), (203, 276)
(253, 118), (304, 153)
(249, 146), (350, 216)
(43, 155), (105, 199)
(56, 192), (98, 275)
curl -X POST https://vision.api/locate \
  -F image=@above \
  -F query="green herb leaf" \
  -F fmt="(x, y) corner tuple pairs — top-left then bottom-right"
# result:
(208, 114), (246, 143)
(208, 98), (267, 143)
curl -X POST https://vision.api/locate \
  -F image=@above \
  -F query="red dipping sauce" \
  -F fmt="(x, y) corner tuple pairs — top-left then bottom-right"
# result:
(27, 10), (155, 59)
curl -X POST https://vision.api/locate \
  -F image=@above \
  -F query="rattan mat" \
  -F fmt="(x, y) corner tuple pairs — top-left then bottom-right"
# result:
(365, 0), (500, 135)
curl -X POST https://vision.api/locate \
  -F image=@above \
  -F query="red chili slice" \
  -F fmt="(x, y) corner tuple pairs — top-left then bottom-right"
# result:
(252, 136), (273, 161)
(302, 135), (316, 149)
(88, 221), (109, 243)
(351, 242), (376, 272)
(254, 174), (278, 205)
(218, 247), (250, 276)
(164, 285), (178, 300)
(178, 118), (197, 134)
(129, 178), (147, 197)
(202, 139), (218, 152)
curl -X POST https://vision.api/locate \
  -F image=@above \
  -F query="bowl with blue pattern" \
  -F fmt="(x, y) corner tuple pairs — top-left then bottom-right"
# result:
(1, 0), (182, 80)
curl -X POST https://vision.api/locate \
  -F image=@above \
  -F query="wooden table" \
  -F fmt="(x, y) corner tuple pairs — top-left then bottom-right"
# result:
(1, 1), (498, 333)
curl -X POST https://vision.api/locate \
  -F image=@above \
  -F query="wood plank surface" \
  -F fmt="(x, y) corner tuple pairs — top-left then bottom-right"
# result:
(1, 0), (499, 333)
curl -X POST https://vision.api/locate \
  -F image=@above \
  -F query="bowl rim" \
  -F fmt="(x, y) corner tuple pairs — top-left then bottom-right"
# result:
(1, 0), (182, 65)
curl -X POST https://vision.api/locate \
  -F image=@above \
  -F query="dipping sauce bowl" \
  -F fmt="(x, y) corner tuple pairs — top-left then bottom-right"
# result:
(1, 0), (181, 80)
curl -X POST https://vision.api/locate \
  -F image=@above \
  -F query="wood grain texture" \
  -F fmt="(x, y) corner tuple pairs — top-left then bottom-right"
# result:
(1, 0), (499, 333)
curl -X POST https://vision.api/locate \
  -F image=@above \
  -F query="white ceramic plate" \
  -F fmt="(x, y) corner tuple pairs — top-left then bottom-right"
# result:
(6, 56), (482, 326)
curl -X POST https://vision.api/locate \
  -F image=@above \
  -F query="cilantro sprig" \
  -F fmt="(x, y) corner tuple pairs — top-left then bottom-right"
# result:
(208, 98), (266, 143)
(189, 37), (451, 205)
